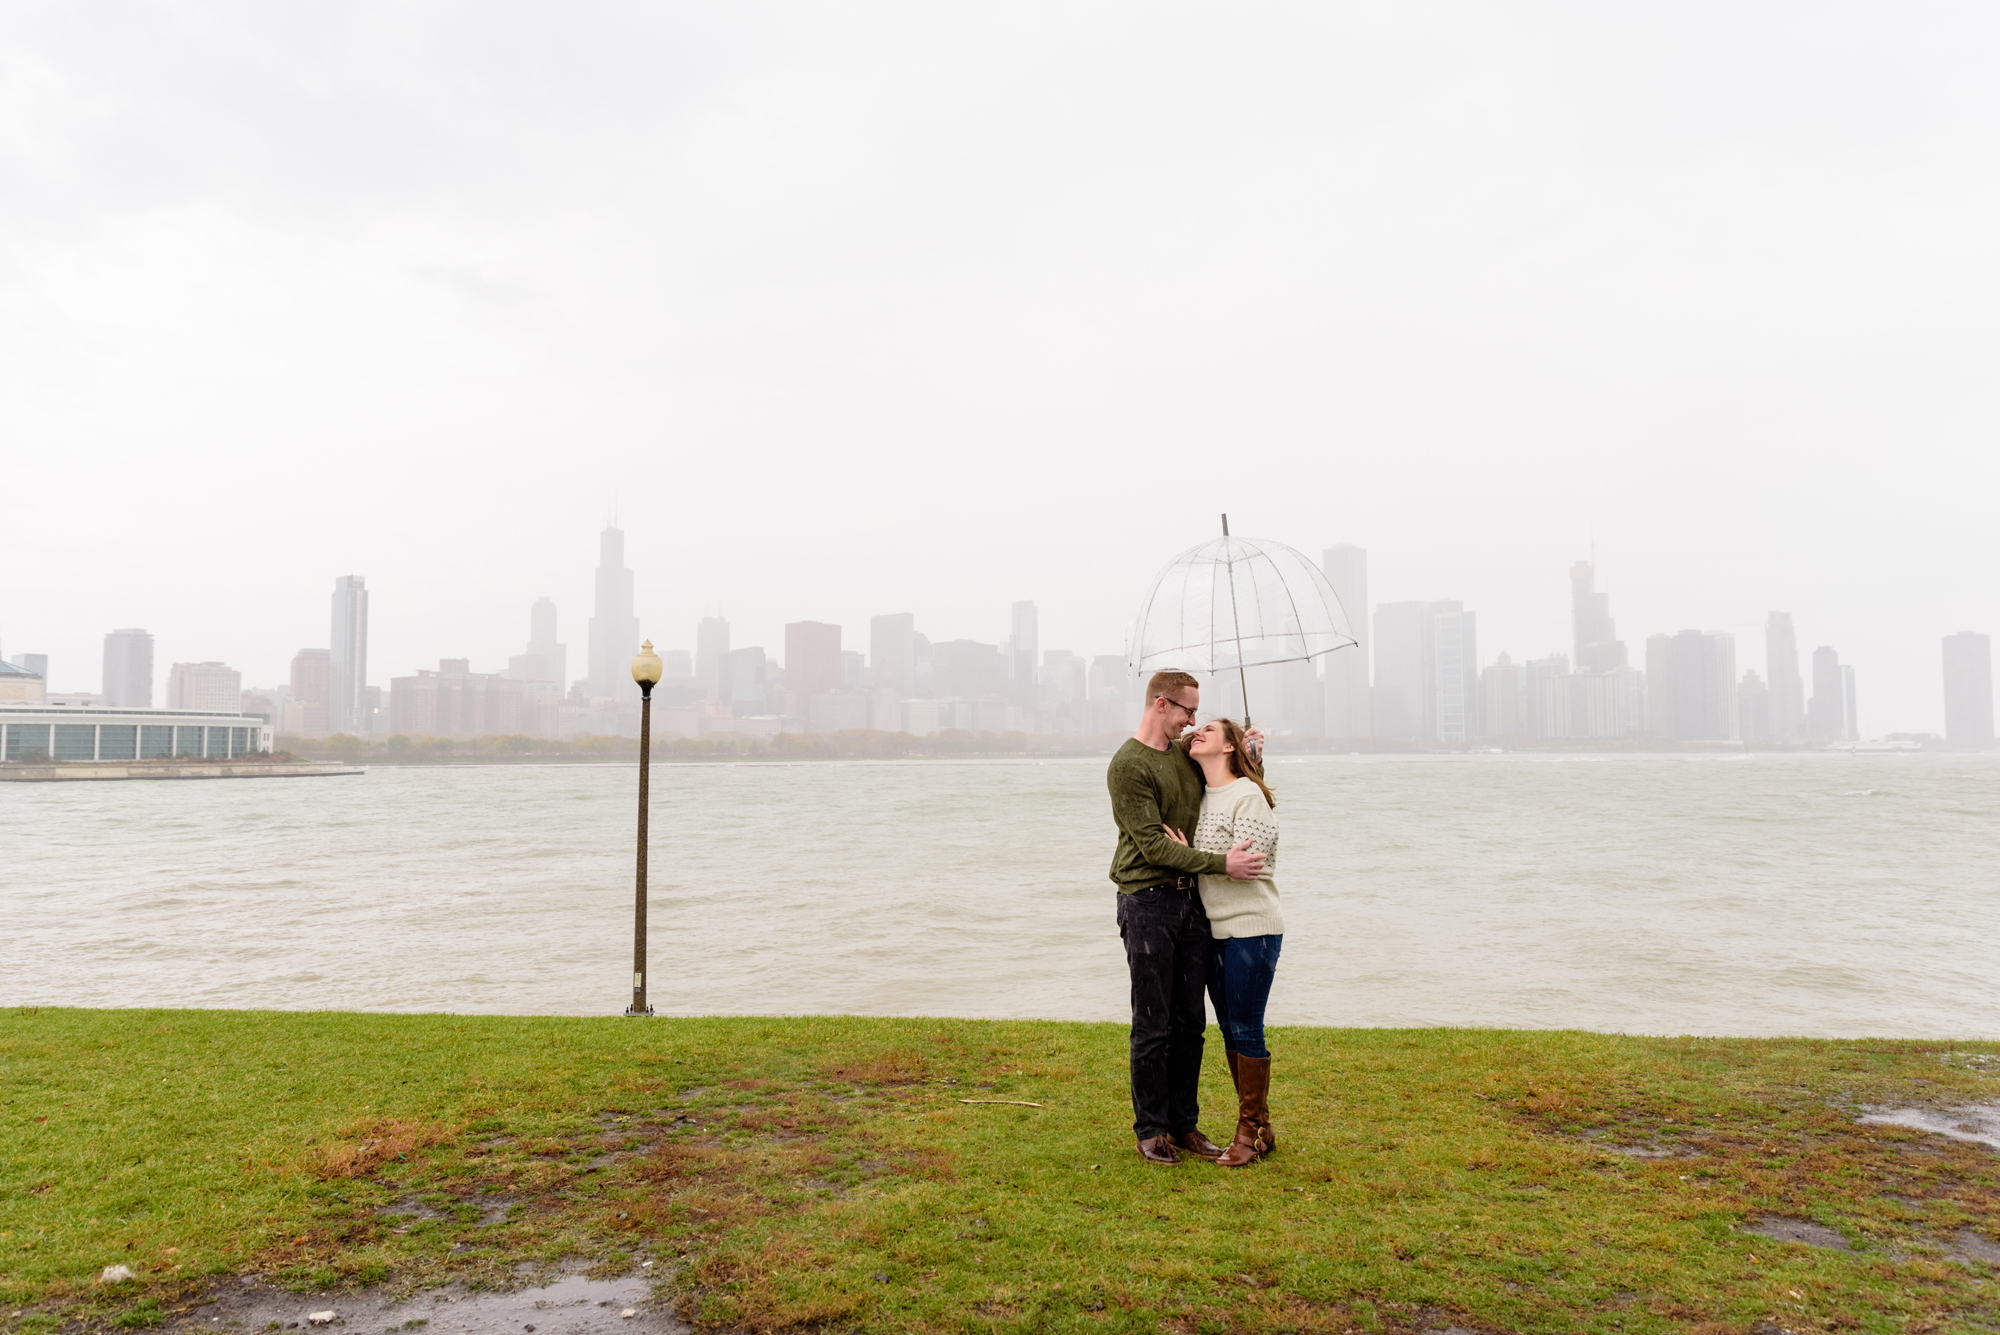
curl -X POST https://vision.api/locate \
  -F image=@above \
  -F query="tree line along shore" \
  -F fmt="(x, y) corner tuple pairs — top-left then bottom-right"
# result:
(4, 1009), (1996, 1335)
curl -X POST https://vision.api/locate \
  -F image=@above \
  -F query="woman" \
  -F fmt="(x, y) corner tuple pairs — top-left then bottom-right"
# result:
(1165, 717), (1281, 1167)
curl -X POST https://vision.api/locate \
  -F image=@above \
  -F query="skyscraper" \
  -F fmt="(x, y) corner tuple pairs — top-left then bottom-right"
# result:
(930, 640), (1007, 698)
(289, 647), (331, 736)
(785, 621), (843, 711)
(869, 614), (916, 697)
(1942, 632), (1995, 750)
(696, 617), (731, 702)
(1650, 630), (1738, 740)
(168, 661), (242, 713)
(1481, 653), (1521, 737)
(1277, 658), (1325, 736)
(1644, 634), (1670, 735)
(102, 628), (154, 707)
(507, 597), (567, 687)
(291, 648), (330, 708)
(330, 576), (369, 734)
(1321, 545), (1371, 739)
(1041, 649), (1086, 709)
(1372, 600), (1474, 741)
(1521, 653), (1570, 737)
(1009, 601), (1038, 707)
(1765, 613), (1804, 742)
(586, 528), (640, 700)
(1431, 603), (1477, 741)
(1569, 562), (1626, 673)
(1807, 646), (1848, 741)
(1372, 602), (1428, 739)
(1738, 670), (1770, 743)
(721, 646), (767, 714)
(1088, 654), (1134, 733)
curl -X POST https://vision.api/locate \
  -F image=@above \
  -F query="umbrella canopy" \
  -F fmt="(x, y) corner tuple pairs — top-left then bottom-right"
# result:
(1127, 531), (1358, 678)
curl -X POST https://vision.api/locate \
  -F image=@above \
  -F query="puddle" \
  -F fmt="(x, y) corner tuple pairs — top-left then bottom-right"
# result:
(375, 1200), (441, 1221)
(374, 1197), (517, 1226)
(1858, 1101), (2000, 1150)
(174, 1271), (683, 1335)
(1740, 1217), (1851, 1251)
(1949, 1229), (2000, 1268)
(1580, 1131), (1689, 1159)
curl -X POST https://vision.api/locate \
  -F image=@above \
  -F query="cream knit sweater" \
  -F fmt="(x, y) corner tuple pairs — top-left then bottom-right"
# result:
(1193, 776), (1283, 939)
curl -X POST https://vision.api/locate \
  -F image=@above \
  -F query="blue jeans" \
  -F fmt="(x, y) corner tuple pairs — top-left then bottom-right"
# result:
(1207, 934), (1283, 1059)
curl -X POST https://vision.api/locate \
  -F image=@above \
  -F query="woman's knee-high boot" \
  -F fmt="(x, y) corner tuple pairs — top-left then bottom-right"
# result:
(1253, 1055), (1275, 1155)
(1217, 1055), (1270, 1167)
(1224, 1050), (1274, 1153)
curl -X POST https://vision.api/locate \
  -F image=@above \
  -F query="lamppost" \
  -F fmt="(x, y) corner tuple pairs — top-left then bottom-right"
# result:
(625, 640), (663, 1017)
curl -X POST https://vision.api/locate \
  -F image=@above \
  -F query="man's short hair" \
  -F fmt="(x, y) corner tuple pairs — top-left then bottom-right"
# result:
(1145, 670), (1200, 707)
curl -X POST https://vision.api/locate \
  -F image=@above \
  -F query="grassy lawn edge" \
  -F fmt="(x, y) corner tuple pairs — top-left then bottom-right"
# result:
(3, 1009), (1998, 1335)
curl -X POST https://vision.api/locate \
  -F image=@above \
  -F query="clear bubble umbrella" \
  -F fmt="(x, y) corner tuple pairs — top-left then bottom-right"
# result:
(1125, 516), (1359, 727)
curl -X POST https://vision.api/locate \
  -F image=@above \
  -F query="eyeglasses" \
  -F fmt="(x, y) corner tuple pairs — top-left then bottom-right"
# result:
(1164, 697), (1198, 720)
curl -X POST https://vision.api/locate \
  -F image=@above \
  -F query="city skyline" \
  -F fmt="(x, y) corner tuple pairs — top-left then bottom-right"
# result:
(10, 524), (1989, 748)
(13, 514), (1984, 738)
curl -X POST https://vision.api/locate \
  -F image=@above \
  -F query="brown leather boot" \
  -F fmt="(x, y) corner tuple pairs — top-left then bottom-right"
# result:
(1216, 1055), (1270, 1167)
(1253, 1054), (1276, 1155)
(1226, 1051), (1276, 1153)
(1258, 1055), (1277, 1155)
(1173, 1129), (1224, 1160)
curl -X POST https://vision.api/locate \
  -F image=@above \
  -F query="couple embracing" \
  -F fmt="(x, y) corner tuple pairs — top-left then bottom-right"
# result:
(1106, 669), (1283, 1167)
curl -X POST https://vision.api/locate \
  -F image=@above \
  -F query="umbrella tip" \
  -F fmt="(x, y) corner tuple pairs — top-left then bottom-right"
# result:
(1221, 512), (1229, 536)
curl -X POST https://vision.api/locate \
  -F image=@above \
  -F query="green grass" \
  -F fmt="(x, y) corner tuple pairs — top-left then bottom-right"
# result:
(2, 1009), (1998, 1334)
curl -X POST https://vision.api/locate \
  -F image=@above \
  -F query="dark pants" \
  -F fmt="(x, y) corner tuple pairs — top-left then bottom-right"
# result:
(1116, 885), (1210, 1140)
(1207, 934), (1284, 1059)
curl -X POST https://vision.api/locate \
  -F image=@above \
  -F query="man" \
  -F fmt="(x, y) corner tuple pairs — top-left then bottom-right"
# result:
(1106, 669), (1267, 1164)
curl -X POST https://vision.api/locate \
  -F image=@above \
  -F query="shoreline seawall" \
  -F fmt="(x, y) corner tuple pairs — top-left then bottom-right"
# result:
(0, 761), (364, 782)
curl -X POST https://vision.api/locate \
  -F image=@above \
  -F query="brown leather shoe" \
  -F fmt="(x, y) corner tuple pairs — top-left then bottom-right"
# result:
(1135, 1134), (1182, 1165)
(1173, 1129), (1224, 1160)
(1217, 1055), (1271, 1168)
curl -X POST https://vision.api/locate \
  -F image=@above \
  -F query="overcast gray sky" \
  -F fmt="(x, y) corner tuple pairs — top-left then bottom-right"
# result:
(3, 3), (1996, 732)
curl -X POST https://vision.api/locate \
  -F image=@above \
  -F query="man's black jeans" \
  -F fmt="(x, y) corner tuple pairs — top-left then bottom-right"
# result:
(1116, 883), (1211, 1140)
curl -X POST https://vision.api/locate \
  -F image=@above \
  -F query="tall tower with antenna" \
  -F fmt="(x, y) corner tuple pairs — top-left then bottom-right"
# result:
(587, 518), (640, 701)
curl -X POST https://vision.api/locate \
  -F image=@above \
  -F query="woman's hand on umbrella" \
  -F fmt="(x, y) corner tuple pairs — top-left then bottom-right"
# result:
(1161, 824), (1189, 846)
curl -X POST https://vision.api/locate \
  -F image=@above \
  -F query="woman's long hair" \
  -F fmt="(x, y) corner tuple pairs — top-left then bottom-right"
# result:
(1214, 717), (1276, 809)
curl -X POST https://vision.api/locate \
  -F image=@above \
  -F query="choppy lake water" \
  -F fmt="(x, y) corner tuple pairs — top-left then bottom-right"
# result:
(2, 753), (1996, 1036)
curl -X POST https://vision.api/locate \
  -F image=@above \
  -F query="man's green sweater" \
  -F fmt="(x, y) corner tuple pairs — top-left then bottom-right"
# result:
(1106, 737), (1230, 892)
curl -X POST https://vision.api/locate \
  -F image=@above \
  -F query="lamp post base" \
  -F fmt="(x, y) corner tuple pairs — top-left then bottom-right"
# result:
(623, 1004), (655, 1017)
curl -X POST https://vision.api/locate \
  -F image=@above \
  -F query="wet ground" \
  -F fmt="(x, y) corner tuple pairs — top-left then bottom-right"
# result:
(1860, 1100), (2000, 1151)
(165, 1271), (685, 1335)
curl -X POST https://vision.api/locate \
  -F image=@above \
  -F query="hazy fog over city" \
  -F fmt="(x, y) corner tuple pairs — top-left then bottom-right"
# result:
(4, 4), (1998, 733)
